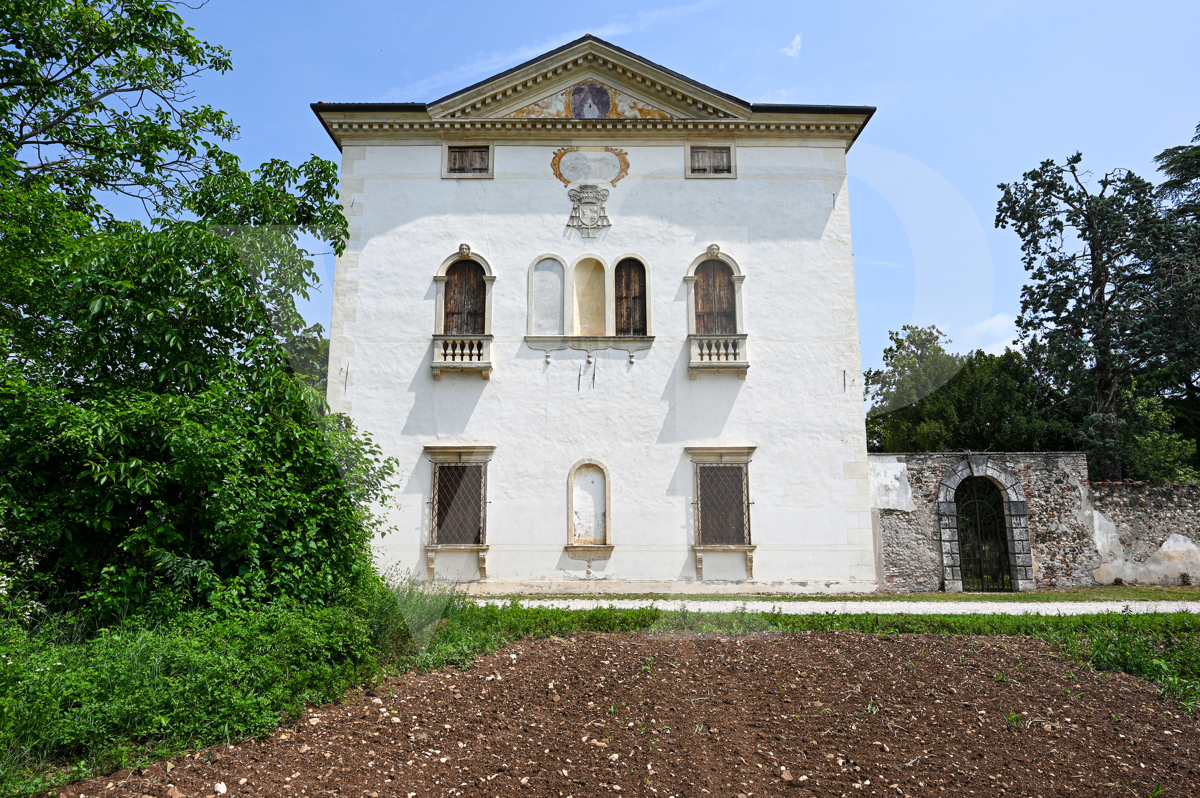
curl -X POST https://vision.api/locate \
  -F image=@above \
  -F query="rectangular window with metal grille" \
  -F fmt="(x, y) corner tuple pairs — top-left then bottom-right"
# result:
(433, 463), (486, 545)
(447, 146), (490, 174)
(689, 146), (732, 175)
(695, 463), (749, 545)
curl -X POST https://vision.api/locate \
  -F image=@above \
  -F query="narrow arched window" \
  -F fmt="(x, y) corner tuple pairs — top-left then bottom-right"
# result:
(444, 260), (485, 335)
(615, 258), (647, 336)
(695, 259), (736, 334)
(573, 258), (606, 336)
(532, 258), (565, 335)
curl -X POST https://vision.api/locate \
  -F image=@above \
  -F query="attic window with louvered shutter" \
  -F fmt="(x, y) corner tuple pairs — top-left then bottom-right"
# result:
(687, 144), (735, 178)
(443, 144), (493, 178)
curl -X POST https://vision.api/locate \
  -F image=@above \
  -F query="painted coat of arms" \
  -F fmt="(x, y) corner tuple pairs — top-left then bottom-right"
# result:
(567, 184), (611, 238)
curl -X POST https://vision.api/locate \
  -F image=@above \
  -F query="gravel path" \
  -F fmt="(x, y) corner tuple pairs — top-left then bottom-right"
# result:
(482, 598), (1200, 615)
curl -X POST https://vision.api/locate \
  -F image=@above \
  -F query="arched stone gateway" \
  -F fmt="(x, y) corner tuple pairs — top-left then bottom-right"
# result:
(937, 456), (1034, 592)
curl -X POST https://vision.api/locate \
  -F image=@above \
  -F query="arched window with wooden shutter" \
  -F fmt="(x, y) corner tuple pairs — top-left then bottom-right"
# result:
(444, 260), (486, 335)
(615, 258), (647, 336)
(694, 259), (736, 335)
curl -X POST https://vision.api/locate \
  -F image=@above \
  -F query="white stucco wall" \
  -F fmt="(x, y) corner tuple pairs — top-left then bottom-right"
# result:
(329, 137), (874, 592)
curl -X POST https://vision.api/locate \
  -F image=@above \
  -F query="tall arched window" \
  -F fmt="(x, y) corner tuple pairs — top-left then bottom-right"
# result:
(686, 246), (746, 379)
(444, 260), (485, 335)
(615, 258), (647, 336)
(695, 259), (736, 335)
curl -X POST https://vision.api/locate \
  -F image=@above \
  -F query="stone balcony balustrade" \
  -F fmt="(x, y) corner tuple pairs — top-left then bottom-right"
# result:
(687, 333), (748, 379)
(431, 334), (493, 379)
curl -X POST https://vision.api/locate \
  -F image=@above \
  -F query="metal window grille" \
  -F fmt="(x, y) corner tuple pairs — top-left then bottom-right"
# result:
(690, 146), (732, 175)
(955, 476), (1012, 592)
(447, 146), (490, 174)
(433, 463), (486, 545)
(695, 462), (750, 545)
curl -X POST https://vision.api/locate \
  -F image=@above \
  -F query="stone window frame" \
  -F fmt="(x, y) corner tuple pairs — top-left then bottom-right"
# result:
(423, 444), (495, 581)
(937, 455), (1034, 593)
(441, 142), (494, 179)
(524, 252), (654, 363)
(686, 446), (756, 581)
(564, 458), (614, 575)
(432, 245), (495, 379)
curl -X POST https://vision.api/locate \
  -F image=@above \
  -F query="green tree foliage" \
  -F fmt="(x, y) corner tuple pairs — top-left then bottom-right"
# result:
(0, 0), (235, 212)
(0, 3), (395, 622)
(1152, 123), (1200, 472)
(995, 153), (1194, 481)
(1123, 393), (1200, 484)
(1157, 122), (1200, 218)
(865, 326), (1076, 453)
(863, 325), (964, 418)
(0, 164), (394, 618)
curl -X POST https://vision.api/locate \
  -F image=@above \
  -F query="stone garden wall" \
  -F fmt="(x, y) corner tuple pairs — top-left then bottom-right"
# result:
(1090, 484), (1200, 585)
(871, 452), (1200, 592)
(870, 452), (1098, 592)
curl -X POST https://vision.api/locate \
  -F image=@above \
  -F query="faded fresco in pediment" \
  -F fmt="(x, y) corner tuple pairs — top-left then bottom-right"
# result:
(505, 80), (672, 120)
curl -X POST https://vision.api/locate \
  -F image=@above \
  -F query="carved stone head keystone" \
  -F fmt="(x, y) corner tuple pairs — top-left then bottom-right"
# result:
(458, 243), (471, 259)
(707, 243), (721, 258)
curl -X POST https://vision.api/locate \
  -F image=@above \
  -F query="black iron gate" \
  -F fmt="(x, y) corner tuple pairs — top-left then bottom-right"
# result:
(955, 477), (1013, 592)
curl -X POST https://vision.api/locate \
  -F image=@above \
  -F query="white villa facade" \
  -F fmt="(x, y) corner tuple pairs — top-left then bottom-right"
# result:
(313, 36), (878, 593)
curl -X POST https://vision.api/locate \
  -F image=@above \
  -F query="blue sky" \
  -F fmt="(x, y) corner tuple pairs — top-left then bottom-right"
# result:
(180, 0), (1200, 369)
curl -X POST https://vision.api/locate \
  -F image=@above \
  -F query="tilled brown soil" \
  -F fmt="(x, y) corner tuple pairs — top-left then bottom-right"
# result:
(78, 632), (1200, 798)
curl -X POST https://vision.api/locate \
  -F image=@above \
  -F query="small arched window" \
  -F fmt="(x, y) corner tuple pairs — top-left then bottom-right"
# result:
(444, 260), (486, 335)
(695, 259), (736, 334)
(614, 258), (647, 336)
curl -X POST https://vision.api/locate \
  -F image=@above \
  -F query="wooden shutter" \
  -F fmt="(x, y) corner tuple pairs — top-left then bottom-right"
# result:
(444, 261), (486, 335)
(448, 146), (489, 173)
(711, 147), (732, 174)
(615, 259), (647, 336)
(690, 146), (731, 175)
(435, 463), (485, 545)
(695, 260), (736, 334)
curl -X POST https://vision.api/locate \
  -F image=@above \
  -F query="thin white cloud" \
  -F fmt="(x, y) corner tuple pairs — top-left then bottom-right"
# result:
(383, 1), (715, 102)
(856, 257), (910, 270)
(959, 313), (1018, 355)
(756, 88), (795, 103)
(780, 34), (802, 58)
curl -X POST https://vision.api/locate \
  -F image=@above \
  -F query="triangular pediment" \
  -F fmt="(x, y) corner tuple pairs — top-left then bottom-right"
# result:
(426, 36), (750, 121)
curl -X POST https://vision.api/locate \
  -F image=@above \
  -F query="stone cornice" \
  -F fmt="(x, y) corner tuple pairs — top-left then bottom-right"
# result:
(314, 113), (869, 150)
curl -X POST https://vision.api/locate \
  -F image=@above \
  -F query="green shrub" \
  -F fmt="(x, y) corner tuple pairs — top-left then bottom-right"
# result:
(0, 603), (375, 794)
